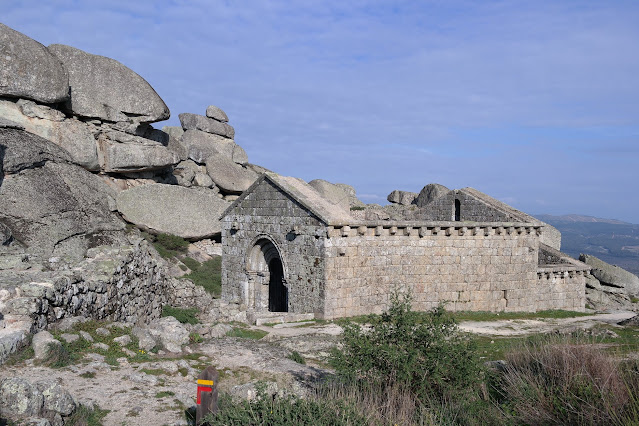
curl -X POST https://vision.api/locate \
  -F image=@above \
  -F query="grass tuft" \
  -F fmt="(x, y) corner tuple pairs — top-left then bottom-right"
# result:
(162, 305), (199, 325)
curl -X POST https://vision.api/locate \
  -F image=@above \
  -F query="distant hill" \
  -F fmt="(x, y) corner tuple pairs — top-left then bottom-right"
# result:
(535, 214), (639, 276)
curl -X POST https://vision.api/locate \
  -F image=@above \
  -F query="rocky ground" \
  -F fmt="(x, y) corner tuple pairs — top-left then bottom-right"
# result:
(1, 310), (638, 425)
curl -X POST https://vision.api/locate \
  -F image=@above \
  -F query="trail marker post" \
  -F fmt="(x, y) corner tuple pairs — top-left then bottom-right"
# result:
(196, 366), (219, 425)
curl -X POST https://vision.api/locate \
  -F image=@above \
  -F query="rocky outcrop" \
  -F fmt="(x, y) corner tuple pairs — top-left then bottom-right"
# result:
(0, 99), (99, 170)
(414, 183), (449, 207)
(0, 24), (69, 104)
(581, 254), (639, 310)
(179, 112), (234, 139)
(0, 377), (76, 424)
(308, 179), (351, 211)
(0, 127), (127, 261)
(206, 156), (258, 194)
(580, 254), (639, 295)
(48, 44), (169, 123)
(96, 130), (179, 172)
(387, 190), (418, 205)
(116, 184), (230, 239)
(335, 183), (365, 208)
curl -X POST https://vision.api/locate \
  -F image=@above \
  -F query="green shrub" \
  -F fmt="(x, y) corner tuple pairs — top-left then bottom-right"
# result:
(206, 385), (369, 425)
(226, 327), (268, 340)
(156, 233), (189, 252)
(183, 256), (222, 296)
(162, 306), (199, 325)
(181, 256), (201, 271)
(330, 291), (482, 401)
(43, 342), (73, 368)
(350, 206), (365, 211)
(65, 404), (110, 426)
(189, 332), (203, 344)
(287, 351), (305, 364)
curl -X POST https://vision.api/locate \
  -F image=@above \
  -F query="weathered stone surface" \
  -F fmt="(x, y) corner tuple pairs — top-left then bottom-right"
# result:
(17, 99), (66, 121)
(132, 326), (157, 351)
(0, 330), (29, 365)
(232, 144), (249, 165)
(205, 105), (229, 122)
(0, 377), (44, 417)
(414, 183), (450, 207)
(48, 44), (169, 123)
(32, 331), (60, 360)
(580, 254), (639, 295)
(0, 24), (68, 104)
(0, 128), (127, 260)
(335, 183), (365, 208)
(173, 160), (199, 187)
(308, 179), (351, 211)
(206, 156), (258, 194)
(145, 316), (189, 353)
(0, 99), (99, 170)
(113, 335), (132, 346)
(179, 113), (234, 139)
(193, 172), (214, 188)
(116, 184), (230, 239)
(97, 130), (179, 173)
(161, 126), (187, 161)
(181, 129), (237, 163)
(36, 380), (76, 416)
(387, 190), (418, 205)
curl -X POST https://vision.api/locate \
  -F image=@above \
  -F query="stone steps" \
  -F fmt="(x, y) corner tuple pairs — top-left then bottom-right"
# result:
(247, 311), (315, 326)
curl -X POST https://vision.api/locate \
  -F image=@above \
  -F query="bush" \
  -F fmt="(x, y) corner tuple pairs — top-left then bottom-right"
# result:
(493, 334), (639, 425)
(287, 351), (305, 364)
(181, 256), (201, 271)
(183, 256), (222, 296)
(330, 291), (482, 401)
(162, 306), (199, 325)
(156, 233), (189, 252)
(206, 384), (369, 425)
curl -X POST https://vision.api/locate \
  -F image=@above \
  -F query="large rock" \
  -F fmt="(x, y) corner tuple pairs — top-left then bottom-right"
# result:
(36, 381), (76, 416)
(206, 105), (229, 122)
(0, 128), (127, 260)
(32, 331), (60, 360)
(580, 254), (639, 295)
(48, 44), (169, 123)
(97, 130), (180, 173)
(181, 129), (237, 164)
(145, 316), (189, 353)
(116, 184), (230, 239)
(308, 179), (351, 212)
(179, 113), (234, 139)
(0, 377), (44, 417)
(206, 156), (258, 194)
(0, 99), (99, 170)
(335, 183), (365, 208)
(0, 24), (68, 104)
(387, 190), (418, 206)
(414, 183), (450, 207)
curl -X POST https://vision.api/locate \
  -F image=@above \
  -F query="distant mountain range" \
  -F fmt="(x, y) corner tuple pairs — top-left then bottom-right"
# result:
(535, 214), (639, 276)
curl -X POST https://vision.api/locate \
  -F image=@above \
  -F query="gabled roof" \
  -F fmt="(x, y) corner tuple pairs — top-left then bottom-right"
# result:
(220, 173), (353, 225)
(460, 187), (543, 224)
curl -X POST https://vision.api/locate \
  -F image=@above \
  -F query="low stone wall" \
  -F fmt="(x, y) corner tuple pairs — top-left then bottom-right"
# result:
(2, 239), (171, 332)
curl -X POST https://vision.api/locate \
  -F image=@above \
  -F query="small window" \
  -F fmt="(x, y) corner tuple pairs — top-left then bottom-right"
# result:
(454, 199), (461, 221)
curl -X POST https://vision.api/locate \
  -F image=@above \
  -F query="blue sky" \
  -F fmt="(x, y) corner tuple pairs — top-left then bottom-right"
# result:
(4, 1), (639, 223)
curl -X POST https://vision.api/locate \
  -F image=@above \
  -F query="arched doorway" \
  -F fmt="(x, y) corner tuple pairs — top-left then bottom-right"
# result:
(246, 238), (288, 312)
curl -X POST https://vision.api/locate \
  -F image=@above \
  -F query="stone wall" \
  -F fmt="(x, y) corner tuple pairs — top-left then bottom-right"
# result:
(222, 179), (327, 315)
(2, 239), (171, 332)
(322, 222), (545, 319)
(536, 266), (587, 311)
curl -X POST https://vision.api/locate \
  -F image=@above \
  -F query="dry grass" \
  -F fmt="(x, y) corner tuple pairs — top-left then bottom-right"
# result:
(496, 334), (635, 425)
